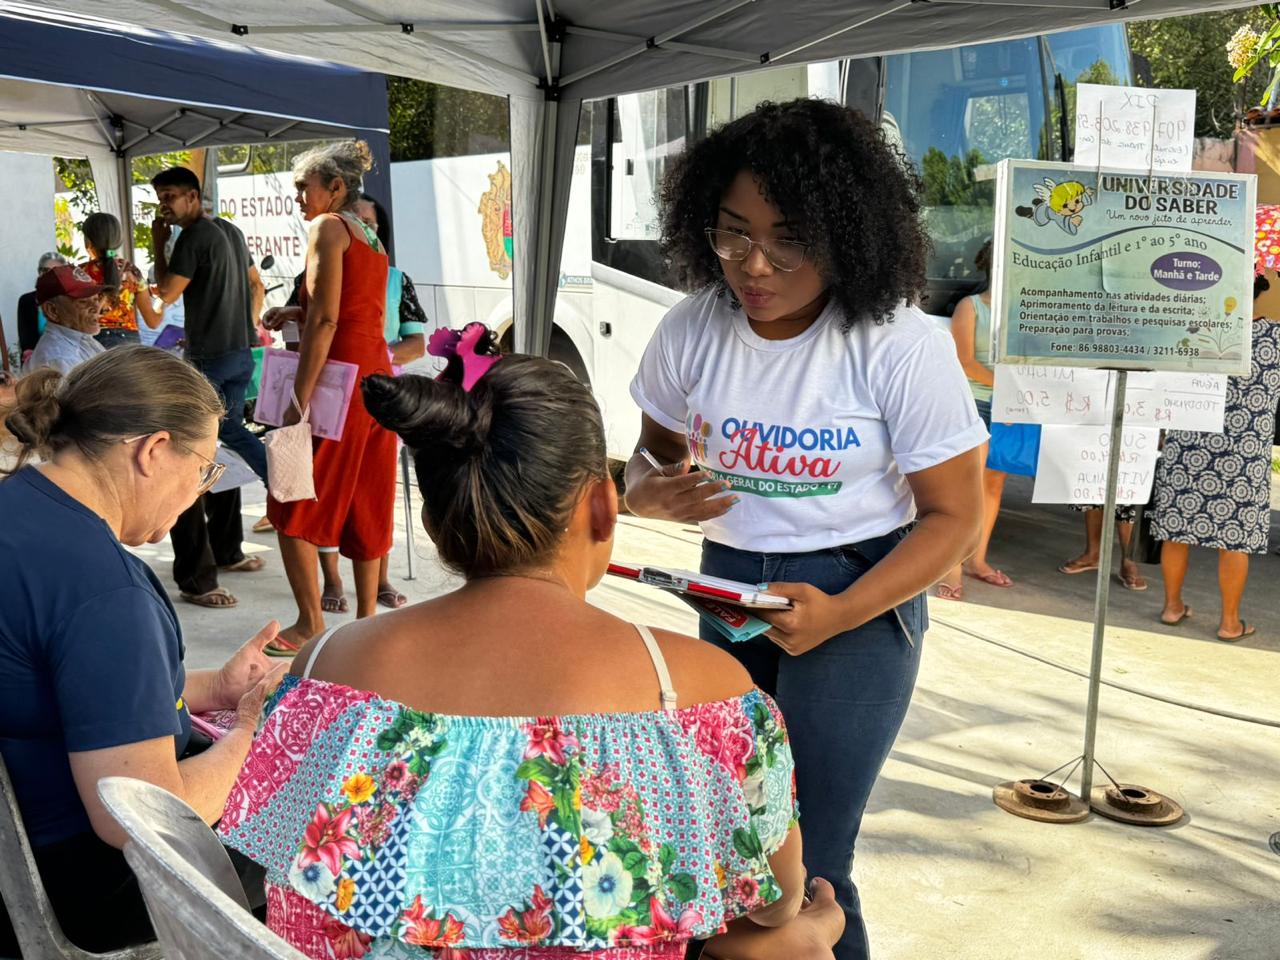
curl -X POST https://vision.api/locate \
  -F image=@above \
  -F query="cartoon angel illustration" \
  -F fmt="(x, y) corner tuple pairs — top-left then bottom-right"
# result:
(1015, 178), (1095, 236)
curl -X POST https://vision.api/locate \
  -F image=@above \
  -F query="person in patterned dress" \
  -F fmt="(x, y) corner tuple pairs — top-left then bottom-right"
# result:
(221, 341), (844, 959)
(1150, 274), (1280, 641)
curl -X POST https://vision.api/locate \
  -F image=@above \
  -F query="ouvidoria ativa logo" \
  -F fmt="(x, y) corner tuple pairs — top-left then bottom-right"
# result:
(690, 414), (857, 499)
(686, 412), (713, 462)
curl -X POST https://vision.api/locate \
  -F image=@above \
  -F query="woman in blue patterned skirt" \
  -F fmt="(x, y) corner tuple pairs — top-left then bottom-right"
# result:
(1150, 274), (1280, 640)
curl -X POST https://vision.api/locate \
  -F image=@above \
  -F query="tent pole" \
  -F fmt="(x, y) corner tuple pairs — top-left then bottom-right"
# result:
(530, 98), (559, 354)
(117, 150), (133, 263)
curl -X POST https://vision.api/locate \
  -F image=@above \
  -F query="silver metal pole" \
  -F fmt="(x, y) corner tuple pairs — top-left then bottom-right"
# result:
(400, 445), (416, 581)
(1080, 368), (1128, 801)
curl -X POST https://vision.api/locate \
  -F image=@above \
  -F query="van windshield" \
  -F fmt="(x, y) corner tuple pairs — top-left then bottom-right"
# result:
(883, 26), (1132, 288)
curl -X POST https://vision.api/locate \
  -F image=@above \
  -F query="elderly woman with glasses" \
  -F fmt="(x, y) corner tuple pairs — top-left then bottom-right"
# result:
(624, 99), (987, 960)
(0, 346), (285, 955)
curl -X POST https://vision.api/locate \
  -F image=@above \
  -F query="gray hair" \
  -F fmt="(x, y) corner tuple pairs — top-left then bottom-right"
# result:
(293, 140), (373, 209)
(37, 251), (69, 271)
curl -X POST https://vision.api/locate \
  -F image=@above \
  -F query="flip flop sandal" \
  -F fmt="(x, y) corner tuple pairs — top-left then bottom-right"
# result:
(220, 556), (265, 573)
(377, 588), (408, 609)
(264, 635), (304, 658)
(966, 569), (1013, 587)
(1058, 560), (1100, 575)
(322, 592), (349, 614)
(180, 587), (238, 609)
(935, 583), (964, 601)
(1117, 572), (1148, 592)
(1217, 623), (1256, 642)
(1159, 606), (1192, 626)
(252, 516), (274, 534)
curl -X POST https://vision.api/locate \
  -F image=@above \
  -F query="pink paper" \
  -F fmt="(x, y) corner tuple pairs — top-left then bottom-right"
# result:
(254, 348), (359, 441)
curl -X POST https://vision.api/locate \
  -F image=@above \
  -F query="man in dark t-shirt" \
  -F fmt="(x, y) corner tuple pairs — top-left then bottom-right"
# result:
(152, 166), (268, 607)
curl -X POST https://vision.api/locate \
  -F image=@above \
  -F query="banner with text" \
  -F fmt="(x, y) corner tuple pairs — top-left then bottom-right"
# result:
(992, 159), (1255, 375)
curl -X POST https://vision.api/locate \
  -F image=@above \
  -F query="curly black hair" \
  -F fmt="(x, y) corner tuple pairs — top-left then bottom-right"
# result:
(659, 98), (930, 329)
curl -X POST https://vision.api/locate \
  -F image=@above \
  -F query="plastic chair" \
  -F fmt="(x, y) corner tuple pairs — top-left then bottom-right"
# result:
(97, 777), (306, 960)
(0, 756), (161, 960)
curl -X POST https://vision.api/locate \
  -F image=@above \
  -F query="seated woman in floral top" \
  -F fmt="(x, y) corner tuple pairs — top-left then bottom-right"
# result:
(219, 325), (840, 960)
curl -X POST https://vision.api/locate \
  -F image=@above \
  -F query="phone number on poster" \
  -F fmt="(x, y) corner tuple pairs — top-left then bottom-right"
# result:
(1048, 342), (1201, 357)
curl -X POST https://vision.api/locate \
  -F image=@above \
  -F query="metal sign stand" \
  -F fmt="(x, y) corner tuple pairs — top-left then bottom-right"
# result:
(995, 368), (1183, 827)
(995, 103), (1185, 827)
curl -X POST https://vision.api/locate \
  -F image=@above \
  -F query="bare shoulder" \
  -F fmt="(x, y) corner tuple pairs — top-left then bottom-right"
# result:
(311, 213), (349, 243)
(949, 295), (976, 324)
(647, 627), (755, 705)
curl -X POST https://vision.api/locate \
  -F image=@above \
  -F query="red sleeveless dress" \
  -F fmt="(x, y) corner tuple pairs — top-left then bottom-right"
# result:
(266, 217), (396, 561)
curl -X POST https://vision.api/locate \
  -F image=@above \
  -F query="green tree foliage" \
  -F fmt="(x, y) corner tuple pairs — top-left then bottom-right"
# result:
(921, 148), (989, 208)
(53, 150), (193, 255)
(387, 76), (509, 162)
(1130, 5), (1273, 137)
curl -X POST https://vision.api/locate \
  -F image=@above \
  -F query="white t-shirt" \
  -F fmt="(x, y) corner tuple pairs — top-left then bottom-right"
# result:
(630, 288), (988, 553)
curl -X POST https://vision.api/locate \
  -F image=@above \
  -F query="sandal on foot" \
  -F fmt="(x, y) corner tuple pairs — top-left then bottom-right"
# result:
(935, 583), (964, 601)
(1117, 571), (1148, 592)
(1217, 622), (1256, 642)
(264, 635), (304, 658)
(180, 587), (238, 609)
(1160, 606), (1192, 626)
(1059, 558), (1100, 575)
(321, 592), (349, 614)
(220, 555), (265, 573)
(966, 568), (1013, 588)
(377, 588), (408, 609)
(252, 516), (274, 534)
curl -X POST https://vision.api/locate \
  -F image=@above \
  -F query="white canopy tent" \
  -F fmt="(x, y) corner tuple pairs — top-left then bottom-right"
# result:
(15, 0), (1262, 354)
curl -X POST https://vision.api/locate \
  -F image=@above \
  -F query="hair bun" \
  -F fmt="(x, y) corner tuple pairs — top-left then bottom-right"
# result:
(351, 140), (374, 173)
(362, 373), (486, 455)
(3, 368), (63, 449)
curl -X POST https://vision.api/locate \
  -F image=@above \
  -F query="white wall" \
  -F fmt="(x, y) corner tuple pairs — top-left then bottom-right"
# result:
(0, 153), (56, 361)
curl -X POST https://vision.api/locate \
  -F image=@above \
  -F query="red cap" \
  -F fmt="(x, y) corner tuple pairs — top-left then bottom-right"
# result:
(36, 265), (107, 306)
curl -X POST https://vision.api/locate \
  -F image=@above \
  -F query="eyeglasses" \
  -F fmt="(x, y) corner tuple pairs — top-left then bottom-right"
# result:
(122, 435), (225, 495)
(705, 228), (811, 273)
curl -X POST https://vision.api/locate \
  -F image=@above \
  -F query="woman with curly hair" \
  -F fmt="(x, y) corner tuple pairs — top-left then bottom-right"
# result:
(624, 98), (987, 960)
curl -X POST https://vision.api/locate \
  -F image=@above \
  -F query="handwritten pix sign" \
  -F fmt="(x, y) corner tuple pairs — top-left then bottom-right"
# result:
(1074, 84), (1195, 173)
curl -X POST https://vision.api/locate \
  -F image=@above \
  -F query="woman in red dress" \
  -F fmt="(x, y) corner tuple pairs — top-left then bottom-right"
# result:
(262, 141), (397, 653)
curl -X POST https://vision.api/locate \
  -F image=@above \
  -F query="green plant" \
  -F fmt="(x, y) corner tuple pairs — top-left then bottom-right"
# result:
(1228, 4), (1280, 108)
(1131, 7), (1272, 136)
(52, 150), (193, 256)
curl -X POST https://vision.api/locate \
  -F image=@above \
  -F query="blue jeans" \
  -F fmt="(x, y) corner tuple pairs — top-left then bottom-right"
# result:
(700, 530), (925, 960)
(191, 349), (268, 483)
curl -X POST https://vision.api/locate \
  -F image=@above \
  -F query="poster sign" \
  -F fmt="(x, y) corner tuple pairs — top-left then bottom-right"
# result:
(992, 159), (1255, 375)
(1074, 84), (1196, 173)
(1032, 424), (1161, 506)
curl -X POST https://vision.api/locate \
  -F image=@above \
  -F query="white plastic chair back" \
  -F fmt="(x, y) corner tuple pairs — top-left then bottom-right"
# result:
(97, 777), (305, 960)
(0, 756), (161, 960)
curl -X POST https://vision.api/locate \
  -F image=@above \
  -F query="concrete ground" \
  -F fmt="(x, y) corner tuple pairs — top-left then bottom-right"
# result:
(153, 476), (1280, 960)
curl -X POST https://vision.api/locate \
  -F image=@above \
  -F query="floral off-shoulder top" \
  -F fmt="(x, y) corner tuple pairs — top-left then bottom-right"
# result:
(219, 674), (799, 959)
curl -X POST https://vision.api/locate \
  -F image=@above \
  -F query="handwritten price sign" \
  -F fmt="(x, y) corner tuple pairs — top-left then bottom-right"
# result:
(993, 366), (1226, 433)
(1033, 425), (1161, 506)
(992, 365), (1110, 425)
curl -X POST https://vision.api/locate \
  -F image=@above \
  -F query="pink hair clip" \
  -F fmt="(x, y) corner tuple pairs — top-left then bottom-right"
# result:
(427, 322), (502, 391)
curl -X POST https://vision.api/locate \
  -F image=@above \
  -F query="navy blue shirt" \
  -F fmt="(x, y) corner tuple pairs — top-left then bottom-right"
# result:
(0, 468), (190, 847)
